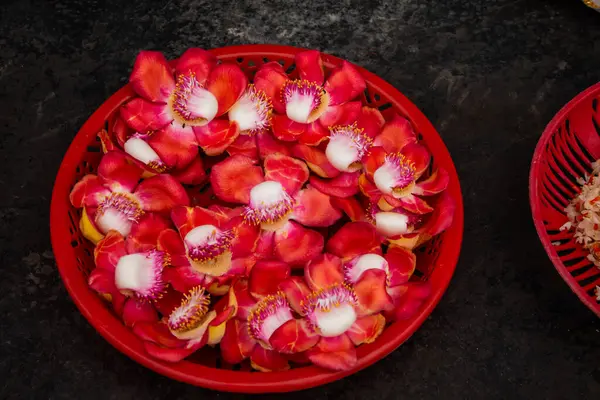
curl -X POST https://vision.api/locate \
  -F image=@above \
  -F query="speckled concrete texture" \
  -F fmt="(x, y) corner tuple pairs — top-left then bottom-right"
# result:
(2, 0), (600, 398)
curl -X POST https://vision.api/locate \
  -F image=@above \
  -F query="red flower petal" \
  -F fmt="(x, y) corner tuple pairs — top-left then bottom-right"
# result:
(163, 266), (205, 293)
(142, 341), (200, 363)
(362, 146), (386, 178)
(98, 151), (143, 192)
(134, 174), (190, 213)
(347, 314), (386, 345)
(402, 142), (431, 179)
(171, 205), (222, 237)
(291, 144), (340, 178)
(396, 194), (434, 215)
(153, 285), (185, 316)
(309, 171), (360, 198)
(330, 196), (367, 221)
(193, 119), (240, 156)
(220, 319), (256, 364)
(93, 230), (127, 271)
(389, 282), (431, 320)
(358, 174), (381, 203)
(256, 130), (292, 159)
(292, 186), (342, 227)
(111, 116), (130, 147)
(271, 114), (307, 141)
(230, 218), (260, 258)
(132, 321), (186, 348)
(298, 120), (329, 146)
(319, 101), (362, 127)
(254, 62), (288, 114)
(354, 269), (393, 316)
(249, 260), (291, 300)
(126, 213), (171, 253)
(250, 346), (290, 372)
(315, 334), (354, 352)
(295, 50), (324, 85)
(147, 124), (198, 170)
(210, 154), (264, 204)
(122, 298), (159, 327)
(170, 156), (207, 185)
(270, 319), (320, 354)
(227, 134), (259, 160)
(129, 50), (175, 103)
(413, 168), (449, 196)
(206, 63), (248, 116)
(88, 268), (126, 313)
(98, 129), (117, 153)
(263, 154), (309, 196)
(326, 221), (381, 260)
(157, 229), (188, 266)
(307, 348), (357, 371)
(273, 221), (324, 267)
(229, 279), (256, 320)
(374, 113), (417, 153)
(385, 246), (417, 286)
(324, 61), (366, 106)
(279, 276), (311, 315)
(174, 48), (217, 85)
(356, 106), (385, 139)
(69, 175), (105, 208)
(255, 230), (275, 260)
(305, 253), (344, 290)
(120, 98), (172, 132)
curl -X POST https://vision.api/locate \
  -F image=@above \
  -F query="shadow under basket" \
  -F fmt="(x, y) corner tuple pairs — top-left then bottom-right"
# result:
(50, 44), (464, 393)
(530, 81), (600, 317)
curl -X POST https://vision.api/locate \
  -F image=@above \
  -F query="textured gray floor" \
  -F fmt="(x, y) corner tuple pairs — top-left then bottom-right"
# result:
(1, 0), (600, 398)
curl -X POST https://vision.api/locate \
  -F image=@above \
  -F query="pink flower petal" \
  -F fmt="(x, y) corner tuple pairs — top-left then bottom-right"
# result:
(413, 168), (450, 196)
(193, 119), (240, 156)
(356, 106), (385, 139)
(122, 298), (159, 327)
(346, 314), (386, 345)
(93, 230), (127, 271)
(388, 282), (431, 321)
(220, 319), (256, 364)
(305, 253), (344, 290)
(298, 120), (329, 146)
(134, 174), (190, 213)
(330, 196), (367, 221)
(385, 246), (417, 286)
(270, 319), (320, 354)
(206, 63), (248, 116)
(210, 155), (264, 204)
(132, 321), (186, 348)
(295, 50), (324, 85)
(126, 213), (171, 253)
(163, 265), (206, 293)
(263, 154), (309, 196)
(120, 98), (172, 132)
(316, 334), (354, 352)
(250, 346), (290, 372)
(395, 194), (434, 215)
(147, 124), (198, 170)
(249, 260), (291, 300)
(142, 341), (201, 363)
(230, 218), (260, 258)
(69, 175), (106, 208)
(273, 221), (324, 267)
(291, 144), (340, 178)
(227, 134), (259, 160)
(279, 276), (311, 315)
(256, 130), (292, 159)
(98, 151), (143, 193)
(319, 101), (362, 127)
(255, 230), (275, 260)
(129, 50), (175, 103)
(271, 114), (307, 142)
(254, 62), (288, 114)
(292, 186), (342, 227)
(170, 156), (207, 185)
(326, 221), (381, 260)
(174, 48), (217, 85)
(354, 269), (393, 316)
(307, 348), (357, 371)
(309, 171), (360, 198)
(229, 279), (256, 320)
(324, 61), (366, 106)
(374, 113), (418, 153)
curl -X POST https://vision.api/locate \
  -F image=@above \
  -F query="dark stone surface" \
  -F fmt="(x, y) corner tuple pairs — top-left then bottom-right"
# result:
(2, 0), (600, 398)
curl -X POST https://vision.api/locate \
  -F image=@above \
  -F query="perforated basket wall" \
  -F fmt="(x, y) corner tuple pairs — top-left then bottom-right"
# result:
(531, 82), (600, 317)
(50, 45), (464, 393)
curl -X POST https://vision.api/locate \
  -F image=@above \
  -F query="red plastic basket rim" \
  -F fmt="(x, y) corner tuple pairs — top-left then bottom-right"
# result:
(530, 81), (600, 317)
(50, 44), (465, 393)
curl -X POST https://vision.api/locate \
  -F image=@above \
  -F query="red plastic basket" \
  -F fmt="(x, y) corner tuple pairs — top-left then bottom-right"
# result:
(531, 82), (600, 317)
(50, 44), (464, 393)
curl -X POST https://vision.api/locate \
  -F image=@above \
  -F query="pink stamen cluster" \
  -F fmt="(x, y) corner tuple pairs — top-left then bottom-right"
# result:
(245, 85), (273, 135)
(242, 193), (294, 225)
(168, 286), (211, 333)
(329, 124), (373, 159)
(283, 79), (324, 112)
(385, 152), (416, 189)
(247, 292), (293, 342)
(301, 283), (358, 332)
(186, 229), (236, 262)
(97, 192), (144, 222)
(136, 249), (169, 300)
(172, 73), (205, 123)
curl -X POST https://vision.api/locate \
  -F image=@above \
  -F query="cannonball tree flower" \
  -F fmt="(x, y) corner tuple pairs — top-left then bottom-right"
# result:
(253, 50), (366, 145)
(277, 223), (391, 370)
(369, 191), (456, 250)
(209, 153), (336, 266)
(98, 116), (206, 185)
(131, 285), (234, 362)
(69, 151), (189, 244)
(220, 262), (319, 371)
(290, 106), (385, 199)
(120, 49), (247, 162)
(157, 205), (260, 295)
(359, 113), (449, 214)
